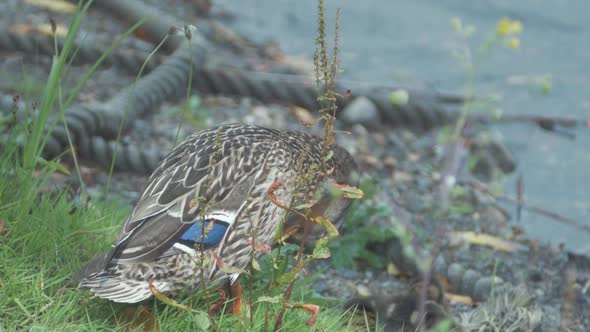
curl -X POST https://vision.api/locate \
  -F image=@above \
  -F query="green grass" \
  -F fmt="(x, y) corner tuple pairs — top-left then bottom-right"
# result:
(0, 1), (369, 331)
(0, 171), (356, 330)
(0, 93), (362, 330)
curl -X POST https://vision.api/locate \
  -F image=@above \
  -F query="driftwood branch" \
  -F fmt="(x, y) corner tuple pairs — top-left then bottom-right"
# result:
(461, 178), (590, 234)
(475, 114), (585, 139)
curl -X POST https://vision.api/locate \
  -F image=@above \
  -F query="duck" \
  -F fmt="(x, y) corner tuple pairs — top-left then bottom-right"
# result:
(74, 123), (357, 311)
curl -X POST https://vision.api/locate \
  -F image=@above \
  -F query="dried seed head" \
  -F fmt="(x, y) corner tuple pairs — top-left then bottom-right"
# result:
(168, 25), (179, 36)
(49, 18), (57, 34)
(183, 25), (197, 40)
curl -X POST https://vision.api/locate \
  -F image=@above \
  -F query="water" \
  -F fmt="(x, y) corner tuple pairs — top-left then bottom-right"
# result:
(218, 0), (590, 255)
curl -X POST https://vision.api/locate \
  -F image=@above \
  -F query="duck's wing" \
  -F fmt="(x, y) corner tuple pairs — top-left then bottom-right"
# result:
(107, 126), (276, 265)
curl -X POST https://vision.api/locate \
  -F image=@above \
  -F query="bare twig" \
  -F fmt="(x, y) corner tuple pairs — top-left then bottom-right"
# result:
(272, 218), (311, 332)
(496, 114), (579, 128)
(462, 178), (590, 233)
(516, 173), (523, 221)
(274, 2), (344, 330)
(476, 114), (582, 138)
(415, 243), (442, 332)
(437, 138), (469, 209)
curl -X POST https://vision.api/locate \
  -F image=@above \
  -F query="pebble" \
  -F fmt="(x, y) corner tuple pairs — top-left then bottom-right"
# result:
(460, 269), (480, 295)
(341, 96), (381, 127)
(471, 152), (496, 182)
(243, 106), (275, 127)
(433, 256), (447, 276)
(478, 205), (509, 234)
(447, 263), (465, 291)
(383, 156), (398, 170)
(387, 132), (409, 156)
(539, 305), (562, 332)
(473, 276), (504, 302)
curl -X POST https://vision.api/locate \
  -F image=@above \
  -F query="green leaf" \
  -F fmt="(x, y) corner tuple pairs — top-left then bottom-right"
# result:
(149, 279), (211, 330)
(149, 280), (192, 311)
(312, 237), (331, 259)
(432, 318), (456, 332)
(192, 310), (211, 331)
(252, 258), (261, 271)
(276, 259), (309, 286)
(327, 182), (364, 199)
(448, 202), (475, 215)
(36, 156), (70, 175)
(277, 266), (301, 286)
(313, 215), (339, 239)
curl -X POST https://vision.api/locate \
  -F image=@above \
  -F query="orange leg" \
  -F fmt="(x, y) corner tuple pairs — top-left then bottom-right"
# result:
(210, 289), (228, 316)
(229, 278), (243, 315)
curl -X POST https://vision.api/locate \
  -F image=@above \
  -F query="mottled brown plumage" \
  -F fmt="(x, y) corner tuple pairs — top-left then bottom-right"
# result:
(75, 124), (356, 303)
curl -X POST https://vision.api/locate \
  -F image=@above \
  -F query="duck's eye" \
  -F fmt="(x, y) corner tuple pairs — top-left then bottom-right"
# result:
(179, 218), (230, 249)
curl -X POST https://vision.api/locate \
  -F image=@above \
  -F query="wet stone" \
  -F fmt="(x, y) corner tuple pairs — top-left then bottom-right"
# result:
(387, 132), (409, 156)
(460, 269), (480, 295)
(528, 270), (544, 283)
(478, 205), (509, 234)
(341, 96), (381, 128)
(447, 263), (464, 291)
(473, 276), (504, 302)
(433, 256), (447, 276)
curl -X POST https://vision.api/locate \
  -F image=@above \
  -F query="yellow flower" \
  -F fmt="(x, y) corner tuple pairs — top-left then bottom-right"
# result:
(506, 37), (520, 49)
(451, 17), (463, 32)
(510, 20), (523, 34)
(497, 18), (523, 36)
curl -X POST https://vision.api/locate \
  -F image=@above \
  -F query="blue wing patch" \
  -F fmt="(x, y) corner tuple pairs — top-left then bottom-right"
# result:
(179, 219), (230, 249)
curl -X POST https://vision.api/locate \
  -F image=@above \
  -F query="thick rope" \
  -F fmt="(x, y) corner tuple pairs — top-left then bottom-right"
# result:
(1, 37), (207, 173)
(48, 38), (206, 154)
(0, 27), (161, 73)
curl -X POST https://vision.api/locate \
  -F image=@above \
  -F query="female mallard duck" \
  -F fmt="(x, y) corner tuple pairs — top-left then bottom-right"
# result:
(75, 124), (356, 307)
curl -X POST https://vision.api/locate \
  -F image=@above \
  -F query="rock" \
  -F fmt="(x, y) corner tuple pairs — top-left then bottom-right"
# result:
(473, 276), (504, 302)
(488, 140), (516, 173)
(289, 106), (316, 126)
(538, 305), (562, 332)
(433, 256), (447, 276)
(447, 263), (465, 291)
(387, 132), (409, 156)
(471, 151), (497, 182)
(460, 269), (480, 295)
(341, 96), (381, 127)
(479, 205), (509, 225)
(469, 132), (517, 179)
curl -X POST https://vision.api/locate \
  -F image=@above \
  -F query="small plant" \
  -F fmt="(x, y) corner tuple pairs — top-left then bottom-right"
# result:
(330, 177), (393, 269)
(437, 17), (524, 210)
(266, 2), (366, 329)
(448, 16), (523, 142)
